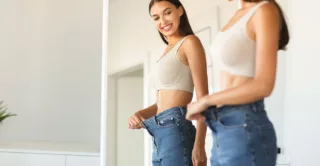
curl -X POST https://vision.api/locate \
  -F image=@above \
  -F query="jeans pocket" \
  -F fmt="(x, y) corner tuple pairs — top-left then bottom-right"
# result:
(218, 110), (247, 129)
(158, 117), (179, 128)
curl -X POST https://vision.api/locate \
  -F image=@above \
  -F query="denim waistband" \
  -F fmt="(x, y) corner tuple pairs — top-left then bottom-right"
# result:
(202, 99), (265, 120)
(142, 106), (187, 129)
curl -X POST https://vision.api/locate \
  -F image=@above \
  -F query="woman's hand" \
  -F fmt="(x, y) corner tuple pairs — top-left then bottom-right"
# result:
(192, 144), (207, 166)
(186, 97), (208, 121)
(128, 111), (145, 129)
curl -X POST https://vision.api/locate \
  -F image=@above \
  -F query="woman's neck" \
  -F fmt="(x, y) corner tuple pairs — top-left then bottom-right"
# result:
(166, 33), (184, 46)
(239, 0), (263, 9)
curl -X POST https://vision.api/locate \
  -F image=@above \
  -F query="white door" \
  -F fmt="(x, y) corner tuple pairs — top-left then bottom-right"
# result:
(117, 76), (144, 166)
(143, 50), (159, 166)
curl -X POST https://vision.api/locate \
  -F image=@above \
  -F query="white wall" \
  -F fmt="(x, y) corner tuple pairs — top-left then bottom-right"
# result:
(116, 76), (144, 166)
(0, 0), (102, 148)
(108, 0), (237, 75)
(263, 0), (288, 156)
(108, 0), (157, 74)
(284, 0), (320, 165)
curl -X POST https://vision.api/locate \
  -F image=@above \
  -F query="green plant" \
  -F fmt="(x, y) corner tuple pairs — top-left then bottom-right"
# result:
(0, 101), (16, 124)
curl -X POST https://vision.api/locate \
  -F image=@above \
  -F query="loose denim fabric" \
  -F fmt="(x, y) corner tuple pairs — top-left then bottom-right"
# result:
(142, 107), (196, 166)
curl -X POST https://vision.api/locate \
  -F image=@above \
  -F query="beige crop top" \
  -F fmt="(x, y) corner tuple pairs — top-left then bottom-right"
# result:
(211, 1), (268, 77)
(153, 36), (194, 93)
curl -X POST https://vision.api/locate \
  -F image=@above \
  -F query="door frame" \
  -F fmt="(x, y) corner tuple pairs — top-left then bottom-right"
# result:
(105, 63), (144, 166)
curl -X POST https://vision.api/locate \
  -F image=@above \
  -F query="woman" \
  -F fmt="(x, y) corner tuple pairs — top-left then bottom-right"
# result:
(128, 0), (209, 166)
(187, 0), (289, 166)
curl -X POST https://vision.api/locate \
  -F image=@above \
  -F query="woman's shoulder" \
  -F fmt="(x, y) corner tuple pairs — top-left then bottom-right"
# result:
(184, 35), (200, 43)
(182, 35), (203, 49)
(180, 35), (205, 57)
(254, 2), (280, 21)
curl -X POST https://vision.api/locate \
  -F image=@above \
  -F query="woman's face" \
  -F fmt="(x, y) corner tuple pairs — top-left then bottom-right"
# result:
(150, 1), (183, 37)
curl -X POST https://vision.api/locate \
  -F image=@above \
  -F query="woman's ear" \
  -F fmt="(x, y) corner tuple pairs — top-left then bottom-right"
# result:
(178, 6), (184, 17)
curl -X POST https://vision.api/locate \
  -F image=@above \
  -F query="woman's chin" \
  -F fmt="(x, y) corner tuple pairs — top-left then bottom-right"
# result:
(161, 31), (177, 38)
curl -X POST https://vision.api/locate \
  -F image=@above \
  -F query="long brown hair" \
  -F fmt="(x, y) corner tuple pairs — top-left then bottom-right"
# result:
(245, 0), (289, 50)
(149, 0), (194, 45)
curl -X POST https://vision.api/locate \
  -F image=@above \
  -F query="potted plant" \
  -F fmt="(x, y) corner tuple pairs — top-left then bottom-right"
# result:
(0, 101), (16, 124)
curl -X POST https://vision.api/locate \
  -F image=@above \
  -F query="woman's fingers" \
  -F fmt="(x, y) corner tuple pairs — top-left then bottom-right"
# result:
(128, 119), (134, 129)
(128, 117), (138, 129)
(186, 113), (205, 121)
(192, 157), (196, 166)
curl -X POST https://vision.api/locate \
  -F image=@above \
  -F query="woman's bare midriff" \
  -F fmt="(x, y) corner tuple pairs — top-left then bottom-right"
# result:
(156, 90), (193, 114)
(155, 72), (252, 112)
(220, 70), (253, 93)
(216, 71), (253, 107)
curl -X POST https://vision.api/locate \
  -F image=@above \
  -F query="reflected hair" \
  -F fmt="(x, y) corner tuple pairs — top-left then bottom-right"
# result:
(149, 0), (194, 45)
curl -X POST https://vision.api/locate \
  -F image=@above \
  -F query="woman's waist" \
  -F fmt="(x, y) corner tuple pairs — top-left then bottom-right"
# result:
(156, 90), (192, 113)
(219, 72), (253, 90)
(142, 106), (190, 130)
(156, 103), (188, 114)
(202, 99), (265, 120)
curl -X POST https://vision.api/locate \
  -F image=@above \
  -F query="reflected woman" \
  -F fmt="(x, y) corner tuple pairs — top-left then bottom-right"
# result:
(128, 0), (209, 166)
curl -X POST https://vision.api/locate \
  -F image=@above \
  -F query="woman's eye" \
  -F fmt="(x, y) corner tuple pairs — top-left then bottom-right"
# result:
(165, 11), (171, 15)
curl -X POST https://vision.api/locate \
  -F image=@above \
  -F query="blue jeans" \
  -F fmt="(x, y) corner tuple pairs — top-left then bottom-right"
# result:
(142, 107), (196, 166)
(202, 100), (277, 166)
